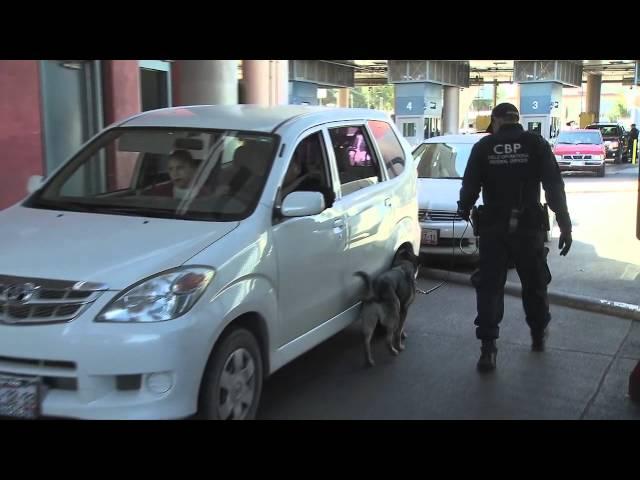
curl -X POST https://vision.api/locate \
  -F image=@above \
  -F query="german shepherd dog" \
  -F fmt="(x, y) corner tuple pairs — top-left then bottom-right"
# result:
(355, 251), (419, 366)
(381, 256), (417, 350)
(355, 271), (402, 367)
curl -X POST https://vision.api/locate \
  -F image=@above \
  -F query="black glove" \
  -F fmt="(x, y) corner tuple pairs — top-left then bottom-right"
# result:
(556, 211), (572, 256)
(558, 229), (572, 256)
(456, 202), (470, 222)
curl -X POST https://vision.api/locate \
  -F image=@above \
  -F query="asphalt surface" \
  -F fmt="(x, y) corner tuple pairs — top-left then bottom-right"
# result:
(257, 277), (640, 420)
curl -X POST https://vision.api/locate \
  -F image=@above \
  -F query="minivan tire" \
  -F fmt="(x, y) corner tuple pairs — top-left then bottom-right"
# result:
(597, 164), (605, 177)
(199, 328), (263, 420)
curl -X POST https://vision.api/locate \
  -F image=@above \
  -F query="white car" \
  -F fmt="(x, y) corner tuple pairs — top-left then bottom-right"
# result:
(412, 133), (551, 262)
(412, 134), (487, 261)
(0, 105), (420, 420)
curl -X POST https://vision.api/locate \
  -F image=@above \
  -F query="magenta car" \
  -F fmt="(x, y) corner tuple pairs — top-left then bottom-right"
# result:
(553, 129), (606, 177)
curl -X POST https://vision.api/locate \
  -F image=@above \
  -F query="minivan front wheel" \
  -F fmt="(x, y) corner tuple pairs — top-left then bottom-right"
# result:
(614, 150), (622, 164)
(199, 328), (263, 420)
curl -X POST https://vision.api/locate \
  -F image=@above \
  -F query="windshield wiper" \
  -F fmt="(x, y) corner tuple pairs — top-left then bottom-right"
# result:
(93, 205), (232, 221)
(30, 199), (101, 213)
(91, 204), (178, 218)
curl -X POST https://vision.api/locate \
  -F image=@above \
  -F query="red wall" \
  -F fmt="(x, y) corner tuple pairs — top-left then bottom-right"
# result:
(103, 60), (141, 188)
(0, 61), (44, 209)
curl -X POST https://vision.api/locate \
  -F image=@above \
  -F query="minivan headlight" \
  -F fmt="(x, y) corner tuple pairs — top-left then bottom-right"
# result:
(554, 154), (562, 162)
(96, 267), (214, 323)
(592, 154), (604, 161)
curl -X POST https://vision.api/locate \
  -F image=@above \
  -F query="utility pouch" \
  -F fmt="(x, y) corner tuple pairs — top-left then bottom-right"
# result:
(508, 208), (522, 234)
(471, 206), (480, 236)
(542, 204), (551, 231)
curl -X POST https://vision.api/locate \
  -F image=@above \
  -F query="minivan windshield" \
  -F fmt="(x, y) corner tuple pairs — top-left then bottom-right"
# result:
(26, 128), (278, 221)
(556, 131), (602, 145)
(412, 142), (474, 179)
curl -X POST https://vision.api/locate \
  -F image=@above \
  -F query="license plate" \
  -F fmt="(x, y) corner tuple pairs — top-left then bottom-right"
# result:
(422, 228), (439, 246)
(0, 374), (41, 419)
(571, 161), (584, 166)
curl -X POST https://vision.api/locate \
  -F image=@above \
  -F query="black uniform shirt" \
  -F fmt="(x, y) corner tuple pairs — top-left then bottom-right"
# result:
(459, 123), (571, 230)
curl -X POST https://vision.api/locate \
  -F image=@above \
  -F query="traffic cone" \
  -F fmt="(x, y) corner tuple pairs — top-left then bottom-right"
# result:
(629, 359), (640, 403)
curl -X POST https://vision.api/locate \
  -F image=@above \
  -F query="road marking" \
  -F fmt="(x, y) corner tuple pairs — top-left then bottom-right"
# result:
(598, 299), (640, 313)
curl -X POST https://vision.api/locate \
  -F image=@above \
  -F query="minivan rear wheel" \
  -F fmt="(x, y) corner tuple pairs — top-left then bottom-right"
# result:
(199, 328), (263, 420)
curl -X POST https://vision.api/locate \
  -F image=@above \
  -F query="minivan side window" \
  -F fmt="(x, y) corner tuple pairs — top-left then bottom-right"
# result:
(328, 126), (383, 196)
(367, 120), (406, 178)
(281, 132), (334, 209)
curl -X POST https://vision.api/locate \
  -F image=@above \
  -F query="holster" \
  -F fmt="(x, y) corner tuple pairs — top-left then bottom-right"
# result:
(471, 206), (479, 236)
(542, 204), (551, 231)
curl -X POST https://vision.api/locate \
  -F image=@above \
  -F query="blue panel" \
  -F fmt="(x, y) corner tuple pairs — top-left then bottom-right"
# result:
(394, 82), (442, 116)
(395, 83), (426, 97)
(291, 81), (317, 97)
(289, 81), (318, 105)
(519, 82), (565, 115)
(423, 82), (442, 98)
(519, 82), (553, 97)
(395, 96), (425, 115)
(520, 95), (553, 115)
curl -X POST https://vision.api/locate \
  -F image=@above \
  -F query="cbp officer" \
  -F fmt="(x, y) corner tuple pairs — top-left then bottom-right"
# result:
(457, 103), (573, 372)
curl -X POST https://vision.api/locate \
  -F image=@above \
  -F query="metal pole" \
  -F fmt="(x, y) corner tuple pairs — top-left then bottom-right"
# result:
(633, 139), (638, 165)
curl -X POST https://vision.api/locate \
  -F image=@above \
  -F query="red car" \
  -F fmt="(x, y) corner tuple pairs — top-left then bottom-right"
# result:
(553, 129), (606, 177)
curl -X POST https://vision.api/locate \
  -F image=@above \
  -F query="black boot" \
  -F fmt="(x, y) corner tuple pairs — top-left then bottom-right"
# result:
(477, 340), (497, 373)
(531, 329), (548, 352)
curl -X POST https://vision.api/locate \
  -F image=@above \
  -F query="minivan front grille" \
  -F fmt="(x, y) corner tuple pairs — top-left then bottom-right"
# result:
(562, 155), (592, 160)
(0, 275), (107, 325)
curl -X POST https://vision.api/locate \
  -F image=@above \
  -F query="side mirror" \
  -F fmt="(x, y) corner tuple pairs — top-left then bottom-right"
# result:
(27, 175), (44, 194)
(281, 191), (325, 217)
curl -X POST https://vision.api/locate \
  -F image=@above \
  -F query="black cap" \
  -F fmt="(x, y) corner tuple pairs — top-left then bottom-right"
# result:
(491, 102), (520, 120)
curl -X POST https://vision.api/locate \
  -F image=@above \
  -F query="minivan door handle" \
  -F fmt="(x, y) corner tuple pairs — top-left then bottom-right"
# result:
(384, 197), (392, 207)
(333, 218), (345, 240)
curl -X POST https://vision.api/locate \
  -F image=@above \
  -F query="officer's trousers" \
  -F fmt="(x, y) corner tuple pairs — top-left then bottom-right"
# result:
(471, 228), (551, 340)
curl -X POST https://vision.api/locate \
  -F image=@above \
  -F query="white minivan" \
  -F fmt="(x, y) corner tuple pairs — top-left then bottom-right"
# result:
(0, 105), (420, 420)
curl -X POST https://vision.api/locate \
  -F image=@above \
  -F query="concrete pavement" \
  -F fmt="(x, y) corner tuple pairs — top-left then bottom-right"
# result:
(257, 277), (640, 420)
